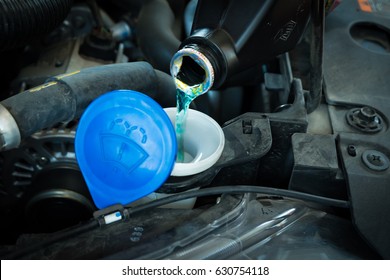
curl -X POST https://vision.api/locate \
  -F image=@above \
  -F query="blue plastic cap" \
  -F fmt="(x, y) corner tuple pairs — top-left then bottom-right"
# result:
(75, 90), (177, 209)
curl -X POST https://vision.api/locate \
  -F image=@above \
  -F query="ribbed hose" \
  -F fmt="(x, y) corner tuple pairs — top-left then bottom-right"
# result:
(0, 0), (73, 51)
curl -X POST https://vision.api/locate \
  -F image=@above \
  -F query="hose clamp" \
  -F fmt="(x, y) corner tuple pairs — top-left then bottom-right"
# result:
(0, 103), (21, 151)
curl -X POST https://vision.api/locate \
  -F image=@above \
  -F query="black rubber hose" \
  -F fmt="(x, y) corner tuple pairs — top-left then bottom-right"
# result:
(0, 0), (73, 51)
(307, 0), (325, 114)
(1, 62), (176, 139)
(137, 0), (181, 73)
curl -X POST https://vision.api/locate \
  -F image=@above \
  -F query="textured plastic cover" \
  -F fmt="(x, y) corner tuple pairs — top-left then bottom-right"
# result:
(75, 90), (176, 209)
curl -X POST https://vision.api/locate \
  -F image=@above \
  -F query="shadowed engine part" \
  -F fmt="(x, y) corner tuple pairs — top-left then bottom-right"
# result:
(137, 0), (181, 73)
(0, 0), (73, 51)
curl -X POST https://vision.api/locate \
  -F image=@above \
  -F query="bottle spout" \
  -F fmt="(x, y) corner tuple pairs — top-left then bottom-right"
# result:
(170, 47), (214, 97)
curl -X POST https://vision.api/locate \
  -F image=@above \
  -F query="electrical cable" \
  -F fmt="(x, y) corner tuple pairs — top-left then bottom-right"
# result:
(127, 185), (350, 215)
(5, 185), (349, 259)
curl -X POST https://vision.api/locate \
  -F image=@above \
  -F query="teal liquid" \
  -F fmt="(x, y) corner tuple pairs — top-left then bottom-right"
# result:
(173, 60), (210, 163)
(175, 88), (195, 163)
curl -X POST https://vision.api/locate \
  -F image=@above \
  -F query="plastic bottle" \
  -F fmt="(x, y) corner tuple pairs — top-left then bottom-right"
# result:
(171, 0), (311, 89)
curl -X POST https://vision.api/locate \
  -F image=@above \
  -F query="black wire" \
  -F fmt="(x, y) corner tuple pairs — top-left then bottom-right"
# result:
(6, 185), (349, 259)
(127, 185), (350, 215)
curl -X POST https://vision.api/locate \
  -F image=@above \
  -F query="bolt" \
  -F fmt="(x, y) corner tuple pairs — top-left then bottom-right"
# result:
(362, 150), (389, 171)
(347, 145), (357, 157)
(359, 107), (377, 122)
(368, 154), (382, 166)
(37, 156), (49, 166)
(346, 106), (383, 133)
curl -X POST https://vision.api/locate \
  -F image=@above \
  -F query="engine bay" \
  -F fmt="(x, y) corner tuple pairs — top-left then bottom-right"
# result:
(0, 0), (389, 259)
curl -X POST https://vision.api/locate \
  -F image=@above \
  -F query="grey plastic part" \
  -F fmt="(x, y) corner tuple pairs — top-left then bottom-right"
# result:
(162, 196), (374, 260)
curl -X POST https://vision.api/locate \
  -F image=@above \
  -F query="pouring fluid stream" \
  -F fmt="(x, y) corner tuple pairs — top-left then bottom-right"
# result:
(171, 48), (215, 163)
(175, 88), (194, 162)
(174, 81), (206, 163)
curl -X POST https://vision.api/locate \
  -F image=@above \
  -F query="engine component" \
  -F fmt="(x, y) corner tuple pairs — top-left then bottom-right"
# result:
(361, 150), (389, 172)
(0, 0), (73, 51)
(0, 122), (94, 234)
(289, 133), (347, 200)
(324, 0), (390, 259)
(9, 4), (98, 91)
(0, 0), (387, 261)
(0, 62), (176, 151)
(346, 106), (383, 133)
(79, 29), (117, 62)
